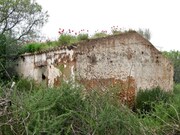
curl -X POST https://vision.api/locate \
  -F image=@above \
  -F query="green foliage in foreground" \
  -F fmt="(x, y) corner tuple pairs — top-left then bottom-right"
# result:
(1, 80), (180, 135)
(136, 87), (171, 114)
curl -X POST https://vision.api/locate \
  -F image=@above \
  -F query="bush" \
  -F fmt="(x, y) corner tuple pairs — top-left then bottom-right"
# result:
(15, 78), (45, 92)
(2, 81), (180, 134)
(91, 32), (107, 38)
(19, 40), (60, 54)
(58, 34), (77, 45)
(23, 84), (143, 134)
(0, 81), (151, 134)
(135, 87), (171, 114)
(19, 42), (43, 53)
(77, 33), (89, 41)
(135, 86), (180, 134)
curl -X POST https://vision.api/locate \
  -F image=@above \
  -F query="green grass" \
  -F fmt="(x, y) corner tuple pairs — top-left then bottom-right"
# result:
(1, 79), (180, 134)
(77, 33), (89, 41)
(91, 32), (108, 38)
(58, 34), (78, 46)
(19, 41), (60, 54)
(19, 33), (89, 54)
(19, 29), (138, 54)
(135, 87), (171, 114)
(0, 80), (145, 134)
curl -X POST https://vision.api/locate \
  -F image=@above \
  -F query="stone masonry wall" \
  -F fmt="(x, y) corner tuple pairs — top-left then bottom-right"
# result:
(16, 31), (173, 104)
(16, 47), (76, 87)
(76, 32), (173, 92)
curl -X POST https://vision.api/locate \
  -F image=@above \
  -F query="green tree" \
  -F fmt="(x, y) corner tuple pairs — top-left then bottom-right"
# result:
(163, 51), (180, 83)
(0, 0), (48, 79)
(0, 0), (48, 41)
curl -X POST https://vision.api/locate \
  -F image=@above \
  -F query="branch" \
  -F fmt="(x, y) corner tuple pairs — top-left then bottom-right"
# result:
(0, 7), (16, 33)
(4, 18), (23, 33)
(16, 19), (40, 41)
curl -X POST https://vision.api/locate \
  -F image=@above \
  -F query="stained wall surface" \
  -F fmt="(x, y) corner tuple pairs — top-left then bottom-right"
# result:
(16, 47), (76, 87)
(76, 32), (173, 92)
(16, 31), (173, 103)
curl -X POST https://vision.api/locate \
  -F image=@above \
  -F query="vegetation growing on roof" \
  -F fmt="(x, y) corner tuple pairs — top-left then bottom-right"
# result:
(18, 27), (151, 54)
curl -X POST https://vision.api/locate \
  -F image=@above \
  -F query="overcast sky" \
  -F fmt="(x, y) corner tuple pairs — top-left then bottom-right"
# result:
(36, 0), (180, 51)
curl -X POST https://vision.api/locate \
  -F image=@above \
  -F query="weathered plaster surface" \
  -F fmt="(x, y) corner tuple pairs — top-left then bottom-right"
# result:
(16, 47), (76, 86)
(16, 31), (173, 104)
(76, 32), (173, 92)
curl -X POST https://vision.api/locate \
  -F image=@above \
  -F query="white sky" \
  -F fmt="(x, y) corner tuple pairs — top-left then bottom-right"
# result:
(36, 0), (180, 51)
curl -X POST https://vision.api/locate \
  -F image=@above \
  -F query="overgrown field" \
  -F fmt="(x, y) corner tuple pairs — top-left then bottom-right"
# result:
(0, 79), (180, 135)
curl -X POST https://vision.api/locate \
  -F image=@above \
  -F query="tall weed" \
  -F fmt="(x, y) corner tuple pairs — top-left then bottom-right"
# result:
(2, 81), (180, 134)
(135, 87), (171, 114)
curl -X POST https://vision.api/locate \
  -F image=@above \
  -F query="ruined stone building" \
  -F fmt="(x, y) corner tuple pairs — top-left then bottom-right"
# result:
(16, 31), (174, 103)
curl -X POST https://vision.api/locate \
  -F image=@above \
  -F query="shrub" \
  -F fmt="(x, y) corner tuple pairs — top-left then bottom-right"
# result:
(19, 42), (42, 53)
(0, 81), (150, 134)
(19, 40), (60, 54)
(77, 33), (89, 41)
(15, 78), (45, 92)
(135, 87), (171, 114)
(45, 40), (59, 48)
(134, 86), (180, 134)
(26, 43), (42, 52)
(58, 34), (77, 45)
(150, 102), (180, 134)
(91, 32), (107, 38)
(3, 80), (180, 134)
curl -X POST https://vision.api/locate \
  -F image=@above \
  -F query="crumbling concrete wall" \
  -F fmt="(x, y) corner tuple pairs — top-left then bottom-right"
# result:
(76, 32), (173, 92)
(16, 31), (173, 104)
(16, 47), (76, 87)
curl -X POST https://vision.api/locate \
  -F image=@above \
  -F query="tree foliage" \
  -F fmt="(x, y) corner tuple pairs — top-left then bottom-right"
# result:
(163, 51), (180, 83)
(0, 0), (48, 79)
(0, 0), (48, 41)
